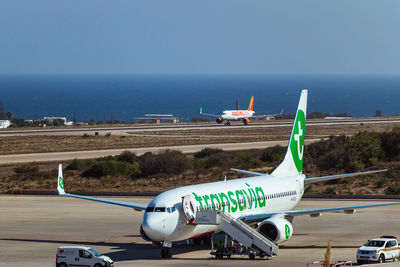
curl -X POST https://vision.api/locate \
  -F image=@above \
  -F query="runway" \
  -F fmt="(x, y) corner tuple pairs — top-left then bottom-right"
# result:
(1, 117), (400, 136)
(0, 139), (319, 164)
(1, 195), (400, 266)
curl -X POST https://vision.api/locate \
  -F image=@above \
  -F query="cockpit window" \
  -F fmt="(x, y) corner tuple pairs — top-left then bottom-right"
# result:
(145, 206), (155, 212)
(154, 207), (166, 212)
(167, 207), (176, 213)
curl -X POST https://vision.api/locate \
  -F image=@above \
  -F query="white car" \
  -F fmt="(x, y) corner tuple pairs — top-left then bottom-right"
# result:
(56, 246), (114, 267)
(356, 236), (400, 264)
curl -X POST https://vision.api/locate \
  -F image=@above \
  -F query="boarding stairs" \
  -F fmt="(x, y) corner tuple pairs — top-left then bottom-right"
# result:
(194, 209), (279, 257)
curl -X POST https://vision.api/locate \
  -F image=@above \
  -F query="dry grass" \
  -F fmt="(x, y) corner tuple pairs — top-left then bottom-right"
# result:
(0, 162), (262, 193)
(1, 121), (400, 194)
(2, 121), (400, 155)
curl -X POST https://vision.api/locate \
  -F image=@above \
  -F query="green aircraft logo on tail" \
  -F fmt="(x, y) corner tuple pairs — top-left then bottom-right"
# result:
(290, 109), (305, 172)
(59, 177), (64, 190)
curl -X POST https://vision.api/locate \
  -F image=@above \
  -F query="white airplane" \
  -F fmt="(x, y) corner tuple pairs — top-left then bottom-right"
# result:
(57, 90), (400, 259)
(200, 96), (281, 125)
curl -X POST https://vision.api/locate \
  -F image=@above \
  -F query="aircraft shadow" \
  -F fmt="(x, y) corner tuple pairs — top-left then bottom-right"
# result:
(1, 238), (360, 261)
(280, 245), (360, 249)
(0, 238), (211, 261)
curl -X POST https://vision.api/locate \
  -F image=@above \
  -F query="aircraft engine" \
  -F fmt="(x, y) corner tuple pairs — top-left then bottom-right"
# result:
(216, 118), (223, 124)
(257, 217), (293, 243)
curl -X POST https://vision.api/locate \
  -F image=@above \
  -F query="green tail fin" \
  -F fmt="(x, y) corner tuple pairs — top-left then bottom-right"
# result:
(272, 90), (308, 176)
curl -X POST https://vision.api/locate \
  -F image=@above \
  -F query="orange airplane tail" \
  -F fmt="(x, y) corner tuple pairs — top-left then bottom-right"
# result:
(247, 96), (254, 111)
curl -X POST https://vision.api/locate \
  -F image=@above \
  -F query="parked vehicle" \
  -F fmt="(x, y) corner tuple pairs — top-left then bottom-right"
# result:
(356, 236), (400, 264)
(56, 246), (114, 267)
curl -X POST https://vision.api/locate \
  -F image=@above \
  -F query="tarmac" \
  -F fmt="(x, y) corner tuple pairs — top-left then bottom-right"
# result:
(1, 195), (400, 267)
(1, 117), (400, 137)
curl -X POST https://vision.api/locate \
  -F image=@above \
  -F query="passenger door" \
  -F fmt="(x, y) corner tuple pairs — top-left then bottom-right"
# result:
(78, 249), (93, 266)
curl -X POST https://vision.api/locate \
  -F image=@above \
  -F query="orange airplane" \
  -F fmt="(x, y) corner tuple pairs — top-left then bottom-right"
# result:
(200, 96), (282, 125)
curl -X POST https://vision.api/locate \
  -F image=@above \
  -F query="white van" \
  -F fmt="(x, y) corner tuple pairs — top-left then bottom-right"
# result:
(56, 246), (114, 267)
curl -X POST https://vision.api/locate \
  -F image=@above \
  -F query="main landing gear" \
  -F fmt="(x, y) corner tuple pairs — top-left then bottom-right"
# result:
(225, 121), (231, 126)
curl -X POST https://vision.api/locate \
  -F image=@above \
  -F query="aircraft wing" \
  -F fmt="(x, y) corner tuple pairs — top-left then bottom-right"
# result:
(59, 193), (147, 211)
(305, 169), (387, 184)
(57, 164), (147, 211)
(199, 107), (220, 117)
(252, 108), (284, 118)
(230, 168), (265, 176)
(241, 201), (400, 223)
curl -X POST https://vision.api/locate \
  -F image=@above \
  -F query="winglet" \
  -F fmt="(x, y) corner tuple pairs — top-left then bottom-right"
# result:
(200, 107), (203, 114)
(57, 164), (66, 195)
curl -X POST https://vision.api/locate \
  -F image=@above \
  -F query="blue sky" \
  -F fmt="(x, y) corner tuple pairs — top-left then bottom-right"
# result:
(0, 0), (399, 75)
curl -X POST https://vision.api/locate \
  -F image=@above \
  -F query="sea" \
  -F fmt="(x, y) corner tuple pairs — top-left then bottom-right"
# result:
(0, 74), (399, 122)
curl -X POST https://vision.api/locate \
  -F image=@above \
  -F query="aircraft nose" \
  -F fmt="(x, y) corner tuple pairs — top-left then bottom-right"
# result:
(142, 213), (170, 241)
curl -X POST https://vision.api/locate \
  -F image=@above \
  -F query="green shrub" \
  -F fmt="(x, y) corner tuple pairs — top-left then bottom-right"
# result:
(386, 163), (400, 179)
(385, 183), (400, 195)
(82, 163), (107, 178)
(381, 128), (400, 160)
(117, 151), (136, 163)
(194, 148), (223, 158)
(376, 177), (387, 188)
(204, 156), (224, 169)
(14, 164), (39, 174)
(305, 132), (384, 171)
(359, 177), (371, 186)
(261, 145), (286, 162)
(323, 187), (336, 194)
(193, 159), (205, 169)
(304, 185), (314, 194)
(234, 153), (257, 169)
(81, 159), (140, 178)
(138, 150), (191, 177)
(66, 158), (93, 170)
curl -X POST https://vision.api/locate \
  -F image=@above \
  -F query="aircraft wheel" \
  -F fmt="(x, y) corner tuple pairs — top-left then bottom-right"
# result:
(226, 121), (231, 126)
(248, 252), (256, 260)
(59, 263), (68, 267)
(161, 247), (172, 258)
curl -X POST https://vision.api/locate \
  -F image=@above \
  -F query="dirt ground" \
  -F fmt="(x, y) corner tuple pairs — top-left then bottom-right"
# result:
(2, 120), (400, 155)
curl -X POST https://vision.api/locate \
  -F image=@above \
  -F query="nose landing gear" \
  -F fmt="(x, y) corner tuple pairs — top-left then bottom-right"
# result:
(161, 247), (172, 258)
(160, 241), (173, 258)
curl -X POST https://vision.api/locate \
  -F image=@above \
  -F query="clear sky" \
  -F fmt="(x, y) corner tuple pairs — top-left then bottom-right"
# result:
(0, 0), (399, 75)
